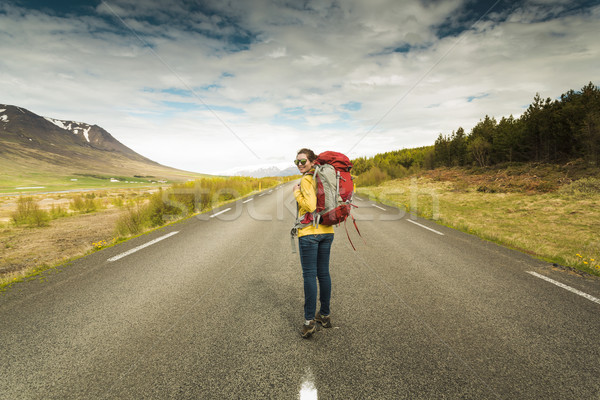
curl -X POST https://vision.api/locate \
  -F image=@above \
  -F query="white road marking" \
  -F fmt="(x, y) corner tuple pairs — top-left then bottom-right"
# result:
(210, 208), (232, 218)
(259, 193), (267, 197)
(107, 231), (179, 262)
(299, 367), (318, 400)
(407, 219), (445, 235)
(242, 198), (254, 203)
(527, 271), (600, 305)
(353, 195), (363, 201)
(372, 204), (386, 211)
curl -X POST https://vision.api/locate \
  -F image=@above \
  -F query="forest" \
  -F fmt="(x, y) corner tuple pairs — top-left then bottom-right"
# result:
(353, 82), (600, 183)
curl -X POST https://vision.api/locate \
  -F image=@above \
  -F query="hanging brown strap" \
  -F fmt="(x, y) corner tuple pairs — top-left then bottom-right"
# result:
(351, 214), (366, 245)
(344, 219), (357, 251)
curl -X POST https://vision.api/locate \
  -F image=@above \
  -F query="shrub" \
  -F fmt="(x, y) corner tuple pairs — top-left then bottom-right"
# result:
(146, 189), (185, 226)
(111, 197), (124, 207)
(11, 196), (50, 227)
(70, 195), (100, 213)
(477, 185), (499, 193)
(114, 189), (190, 237)
(170, 177), (280, 212)
(113, 177), (282, 238)
(535, 181), (558, 193)
(49, 204), (69, 219)
(387, 164), (408, 179)
(356, 167), (389, 187)
(115, 201), (146, 237)
(559, 177), (600, 195)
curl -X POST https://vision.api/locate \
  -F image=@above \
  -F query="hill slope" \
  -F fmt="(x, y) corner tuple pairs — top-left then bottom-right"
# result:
(0, 104), (205, 190)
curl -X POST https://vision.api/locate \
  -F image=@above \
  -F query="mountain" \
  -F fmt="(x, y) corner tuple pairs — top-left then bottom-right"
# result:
(43, 116), (152, 161)
(0, 104), (204, 188)
(235, 165), (299, 178)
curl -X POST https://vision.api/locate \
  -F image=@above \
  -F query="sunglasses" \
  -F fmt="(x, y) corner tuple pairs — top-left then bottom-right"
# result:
(294, 159), (309, 166)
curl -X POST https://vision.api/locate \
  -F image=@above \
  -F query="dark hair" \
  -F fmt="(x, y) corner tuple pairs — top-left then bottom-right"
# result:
(297, 148), (317, 162)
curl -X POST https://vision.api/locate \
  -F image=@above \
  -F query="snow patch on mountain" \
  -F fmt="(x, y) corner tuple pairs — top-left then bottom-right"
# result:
(82, 126), (91, 142)
(44, 117), (92, 142)
(0, 115), (8, 123)
(44, 117), (69, 130)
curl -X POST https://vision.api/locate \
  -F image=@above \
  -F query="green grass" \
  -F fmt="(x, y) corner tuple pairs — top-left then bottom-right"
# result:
(0, 173), (169, 194)
(358, 176), (600, 276)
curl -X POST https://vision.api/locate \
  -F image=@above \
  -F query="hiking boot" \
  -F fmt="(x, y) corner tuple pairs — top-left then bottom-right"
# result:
(315, 313), (332, 328)
(301, 320), (316, 338)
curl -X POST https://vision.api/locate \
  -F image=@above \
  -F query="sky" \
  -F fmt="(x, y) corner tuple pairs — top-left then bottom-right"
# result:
(1, 0), (599, 175)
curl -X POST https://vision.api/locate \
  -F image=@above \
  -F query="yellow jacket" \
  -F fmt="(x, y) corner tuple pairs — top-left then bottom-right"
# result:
(294, 173), (335, 237)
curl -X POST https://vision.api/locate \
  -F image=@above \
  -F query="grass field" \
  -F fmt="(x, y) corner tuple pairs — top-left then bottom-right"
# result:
(357, 167), (600, 276)
(1, 175), (163, 194)
(0, 187), (162, 286)
(0, 176), (290, 290)
(0, 170), (212, 195)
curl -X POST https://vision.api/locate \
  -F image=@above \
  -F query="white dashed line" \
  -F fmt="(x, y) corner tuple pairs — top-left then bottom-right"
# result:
(210, 208), (232, 218)
(107, 231), (179, 262)
(372, 204), (386, 211)
(299, 367), (318, 400)
(242, 198), (254, 203)
(259, 193), (267, 197)
(407, 219), (445, 235)
(527, 271), (600, 305)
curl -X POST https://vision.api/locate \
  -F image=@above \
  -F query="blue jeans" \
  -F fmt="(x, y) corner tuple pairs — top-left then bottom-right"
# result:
(298, 234), (334, 321)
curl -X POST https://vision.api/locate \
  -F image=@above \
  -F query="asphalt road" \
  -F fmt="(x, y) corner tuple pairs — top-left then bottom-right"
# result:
(1, 183), (599, 399)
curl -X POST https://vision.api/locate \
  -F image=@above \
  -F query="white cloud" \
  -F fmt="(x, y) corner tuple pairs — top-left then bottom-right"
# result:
(1, 0), (599, 174)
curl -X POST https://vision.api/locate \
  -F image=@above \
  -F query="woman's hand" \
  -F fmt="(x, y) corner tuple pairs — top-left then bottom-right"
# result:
(293, 183), (301, 192)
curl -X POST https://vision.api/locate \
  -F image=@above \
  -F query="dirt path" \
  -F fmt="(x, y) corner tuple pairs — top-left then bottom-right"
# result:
(0, 208), (124, 276)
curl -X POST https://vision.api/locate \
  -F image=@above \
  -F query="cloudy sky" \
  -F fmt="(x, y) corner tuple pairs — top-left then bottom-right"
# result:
(1, 0), (599, 174)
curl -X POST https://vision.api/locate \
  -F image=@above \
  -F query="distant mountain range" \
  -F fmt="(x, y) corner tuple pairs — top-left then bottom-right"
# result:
(0, 104), (204, 188)
(234, 165), (299, 178)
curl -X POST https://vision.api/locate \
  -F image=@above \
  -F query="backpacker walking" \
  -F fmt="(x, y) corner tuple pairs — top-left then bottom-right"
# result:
(293, 148), (334, 338)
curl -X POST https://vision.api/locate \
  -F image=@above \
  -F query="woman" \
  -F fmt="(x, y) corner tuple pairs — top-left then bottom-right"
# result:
(293, 148), (335, 338)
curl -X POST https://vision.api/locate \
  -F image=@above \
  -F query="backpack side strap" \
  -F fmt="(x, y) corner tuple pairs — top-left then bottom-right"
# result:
(290, 227), (298, 253)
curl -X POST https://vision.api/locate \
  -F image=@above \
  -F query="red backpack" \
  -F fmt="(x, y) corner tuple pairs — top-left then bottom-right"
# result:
(291, 151), (362, 250)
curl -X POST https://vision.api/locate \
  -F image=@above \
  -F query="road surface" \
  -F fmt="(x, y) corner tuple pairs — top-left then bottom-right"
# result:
(1, 184), (599, 399)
